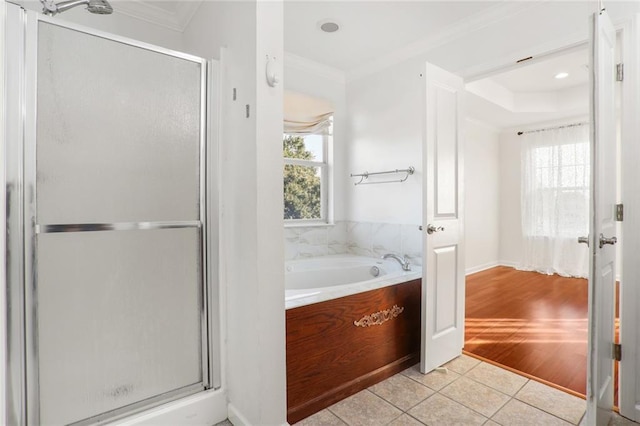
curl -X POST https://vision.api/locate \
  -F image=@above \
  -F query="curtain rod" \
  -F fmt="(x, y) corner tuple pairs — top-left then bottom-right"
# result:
(517, 121), (588, 136)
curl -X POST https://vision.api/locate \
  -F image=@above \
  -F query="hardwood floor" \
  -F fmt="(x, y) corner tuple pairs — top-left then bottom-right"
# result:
(464, 266), (589, 396)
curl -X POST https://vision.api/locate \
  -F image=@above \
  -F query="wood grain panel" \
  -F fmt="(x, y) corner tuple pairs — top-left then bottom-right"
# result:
(286, 279), (421, 424)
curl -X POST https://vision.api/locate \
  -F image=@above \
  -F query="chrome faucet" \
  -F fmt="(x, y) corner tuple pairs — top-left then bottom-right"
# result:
(382, 254), (411, 271)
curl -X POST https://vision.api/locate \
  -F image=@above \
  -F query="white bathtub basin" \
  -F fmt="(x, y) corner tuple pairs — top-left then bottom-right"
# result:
(285, 255), (422, 309)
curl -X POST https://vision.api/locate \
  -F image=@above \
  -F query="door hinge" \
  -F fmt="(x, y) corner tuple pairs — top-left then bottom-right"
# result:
(616, 63), (624, 82)
(613, 343), (622, 362)
(616, 204), (624, 222)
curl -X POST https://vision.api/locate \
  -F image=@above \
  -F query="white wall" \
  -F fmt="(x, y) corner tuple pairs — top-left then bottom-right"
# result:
(284, 53), (347, 221)
(465, 119), (500, 274)
(498, 131), (522, 267)
(344, 61), (502, 272)
(345, 56), (424, 225)
(183, 2), (287, 425)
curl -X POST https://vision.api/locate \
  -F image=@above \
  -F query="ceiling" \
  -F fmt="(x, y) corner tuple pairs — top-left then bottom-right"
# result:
(465, 47), (590, 130)
(283, 1), (503, 72)
(98, 0), (591, 130)
(491, 49), (589, 92)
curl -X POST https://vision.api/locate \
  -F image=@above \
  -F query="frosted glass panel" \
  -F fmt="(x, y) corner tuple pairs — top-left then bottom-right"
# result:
(36, 22), (201, 224)
(37, 228), (202, 425)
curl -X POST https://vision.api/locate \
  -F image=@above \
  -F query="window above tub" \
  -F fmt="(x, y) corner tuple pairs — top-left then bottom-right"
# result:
(283, 91), (334, 225)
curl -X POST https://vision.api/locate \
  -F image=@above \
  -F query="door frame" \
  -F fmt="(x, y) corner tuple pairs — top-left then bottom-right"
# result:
(618, 13), (640, 423)
(4, 7), (220, 425)
(586, 9), (617, 424)
(463, 12), (640, 422)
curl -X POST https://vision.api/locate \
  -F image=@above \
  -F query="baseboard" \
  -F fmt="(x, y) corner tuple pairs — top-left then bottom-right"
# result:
(287, 353), (419, 424)
(227, 403), (251, 426)
(465, 261), (500, 275)
(498, 260), (518, 269)
(228, 404), (289, 426)
(112, 388), (227, 426)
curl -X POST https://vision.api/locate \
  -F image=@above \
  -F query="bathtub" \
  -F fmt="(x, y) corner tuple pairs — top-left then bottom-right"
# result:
(285, 254), (423, 423)
(285, 255), (422, 309)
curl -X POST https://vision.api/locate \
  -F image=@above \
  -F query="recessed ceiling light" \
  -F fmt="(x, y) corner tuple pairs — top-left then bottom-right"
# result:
(318, 20), (340, 33)
(555, 72), (569, 79)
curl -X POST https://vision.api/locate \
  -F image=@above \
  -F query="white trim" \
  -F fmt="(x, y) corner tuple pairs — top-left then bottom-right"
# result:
(498, 260), (519, 269)
(4, 4), (26, 423)
(618, 13), (640, 423)
(463, 16), (633, 84)
(108, 389), (227, 426)
(284, 131), (331, 224)
(0, 1), (7, 424)
(111, 1), (201, 33)
(463, 38), (588, 83)
(227, 403), (251, 426)
(227, 404), (290, 426)
(207, 59), (222, 390)
(465, 261), (500, 276)
(284, 52), (346, 84)
(347, 2), (537, 82)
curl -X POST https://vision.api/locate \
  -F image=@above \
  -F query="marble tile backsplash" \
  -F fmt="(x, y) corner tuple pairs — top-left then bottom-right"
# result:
(285, 221), (423, 266)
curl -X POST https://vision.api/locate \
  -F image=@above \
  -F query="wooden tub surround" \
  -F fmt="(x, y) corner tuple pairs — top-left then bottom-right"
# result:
(286, 279), (421, 424)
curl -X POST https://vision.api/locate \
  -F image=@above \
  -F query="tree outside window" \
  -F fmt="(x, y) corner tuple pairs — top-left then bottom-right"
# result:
(283, 133), (327, 222)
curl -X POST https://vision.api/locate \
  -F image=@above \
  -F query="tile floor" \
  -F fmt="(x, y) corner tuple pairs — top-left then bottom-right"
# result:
(212, 355), (640, 425)
(295, 355), (638, 426)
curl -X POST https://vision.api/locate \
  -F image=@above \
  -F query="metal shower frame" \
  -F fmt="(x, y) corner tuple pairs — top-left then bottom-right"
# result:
(4, 6), (220, 425)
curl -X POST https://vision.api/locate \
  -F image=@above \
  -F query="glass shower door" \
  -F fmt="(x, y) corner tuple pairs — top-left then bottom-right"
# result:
(26, 18), (209, 425)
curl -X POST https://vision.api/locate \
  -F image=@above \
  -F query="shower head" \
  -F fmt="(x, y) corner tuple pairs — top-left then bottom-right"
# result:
(86, 0), (113, 14)
(41, 0), (113, 16)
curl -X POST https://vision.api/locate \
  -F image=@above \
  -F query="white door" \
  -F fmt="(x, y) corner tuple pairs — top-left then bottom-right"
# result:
(421, 63), (465, 373)
(586, 9), (617, 426)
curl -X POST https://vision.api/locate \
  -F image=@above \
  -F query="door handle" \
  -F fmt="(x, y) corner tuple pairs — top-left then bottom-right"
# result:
(578, 236), (589, 246)
(426, 224), (445, 235)
(599, 233), (617, 249)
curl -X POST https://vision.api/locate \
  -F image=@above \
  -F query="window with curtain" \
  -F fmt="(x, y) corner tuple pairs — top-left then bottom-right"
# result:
(283, 91), (334, 223)
(519, 123), (590, 278)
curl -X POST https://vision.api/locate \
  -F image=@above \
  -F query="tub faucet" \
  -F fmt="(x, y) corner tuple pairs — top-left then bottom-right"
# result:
(382, 254), (411, 271)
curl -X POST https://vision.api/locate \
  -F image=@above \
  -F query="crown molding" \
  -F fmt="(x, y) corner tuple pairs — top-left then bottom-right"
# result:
(112, 0), (202, 32)
(346, 1), (540, 83)
(462, 34), (587, 83)
(284, 52), (346, 84)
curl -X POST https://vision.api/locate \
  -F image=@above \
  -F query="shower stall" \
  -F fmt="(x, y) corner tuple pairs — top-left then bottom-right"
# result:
(5, 4), (219, 425)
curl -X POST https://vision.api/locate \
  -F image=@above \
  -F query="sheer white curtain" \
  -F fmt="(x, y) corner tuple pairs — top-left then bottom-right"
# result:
(519, 123), (590, 278)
